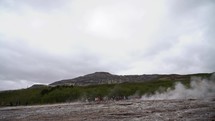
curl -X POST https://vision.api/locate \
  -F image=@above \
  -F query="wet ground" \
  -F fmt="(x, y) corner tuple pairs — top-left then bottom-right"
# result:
(0, 99), (214, 121)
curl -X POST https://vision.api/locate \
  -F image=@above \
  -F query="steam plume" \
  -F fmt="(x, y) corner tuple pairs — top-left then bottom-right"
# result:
(141, 74), (215, 100)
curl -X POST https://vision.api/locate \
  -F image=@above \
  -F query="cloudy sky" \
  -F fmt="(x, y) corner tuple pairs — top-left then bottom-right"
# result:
(0, 0), (214, 90)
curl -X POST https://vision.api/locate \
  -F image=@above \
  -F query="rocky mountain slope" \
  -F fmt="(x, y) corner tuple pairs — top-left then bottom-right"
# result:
(49, 72), (212, 86)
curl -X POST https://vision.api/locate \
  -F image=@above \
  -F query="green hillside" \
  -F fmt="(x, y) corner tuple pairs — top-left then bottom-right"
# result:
(0, 73), (212, 106)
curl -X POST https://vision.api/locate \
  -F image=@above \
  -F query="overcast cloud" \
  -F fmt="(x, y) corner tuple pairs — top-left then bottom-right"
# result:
(0, 0), (214, 90)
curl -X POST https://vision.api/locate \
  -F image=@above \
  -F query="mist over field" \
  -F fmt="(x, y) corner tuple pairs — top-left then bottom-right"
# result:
(142, 74), (215, 100)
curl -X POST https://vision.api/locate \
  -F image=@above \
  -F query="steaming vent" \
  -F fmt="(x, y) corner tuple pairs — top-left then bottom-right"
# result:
(141, 74), (215, 100)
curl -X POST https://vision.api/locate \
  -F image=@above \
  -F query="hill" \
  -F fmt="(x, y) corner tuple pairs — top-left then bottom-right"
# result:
(50, 72), (211, 86)
(0, 72), (213, 106)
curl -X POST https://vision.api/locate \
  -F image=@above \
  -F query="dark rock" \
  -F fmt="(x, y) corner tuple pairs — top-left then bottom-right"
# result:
(49, 72), (212, 86)
(50, 72), (157, 86)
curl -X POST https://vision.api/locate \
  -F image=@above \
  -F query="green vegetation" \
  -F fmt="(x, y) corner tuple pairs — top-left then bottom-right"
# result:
(0, 79), (192, 106)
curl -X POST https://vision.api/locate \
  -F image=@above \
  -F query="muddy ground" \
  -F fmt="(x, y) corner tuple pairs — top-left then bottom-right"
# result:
(0, 99), (214, 121)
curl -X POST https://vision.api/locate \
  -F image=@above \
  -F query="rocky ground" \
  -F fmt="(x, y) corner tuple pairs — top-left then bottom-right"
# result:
(0, 99), (214, 121)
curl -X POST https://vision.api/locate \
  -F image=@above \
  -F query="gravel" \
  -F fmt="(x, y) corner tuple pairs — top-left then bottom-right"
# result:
(0, 99), (214, 121)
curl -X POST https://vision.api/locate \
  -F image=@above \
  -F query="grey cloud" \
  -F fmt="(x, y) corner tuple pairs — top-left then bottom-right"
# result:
(0, 80), (34, 90)
(0, 38), (118, 86)
(0, 0), (214, 90)
(122, 0), (215, 74)
(168, 0), (214, 16)
(0, 0), (70, 12)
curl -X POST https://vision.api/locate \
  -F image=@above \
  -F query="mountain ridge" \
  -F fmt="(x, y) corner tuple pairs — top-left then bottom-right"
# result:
(49, 72), (213, 86)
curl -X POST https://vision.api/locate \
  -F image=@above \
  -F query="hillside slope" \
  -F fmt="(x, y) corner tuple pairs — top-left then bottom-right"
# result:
(50, 72), (212, 86)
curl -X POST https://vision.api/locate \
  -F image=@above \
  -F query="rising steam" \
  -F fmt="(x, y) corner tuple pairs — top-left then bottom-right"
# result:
(141, 74), (215, 100)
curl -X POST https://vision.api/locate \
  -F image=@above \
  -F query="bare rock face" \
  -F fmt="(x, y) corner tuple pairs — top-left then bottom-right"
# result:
(49, 72), (212, 86)
(50, 72), (159, 86)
